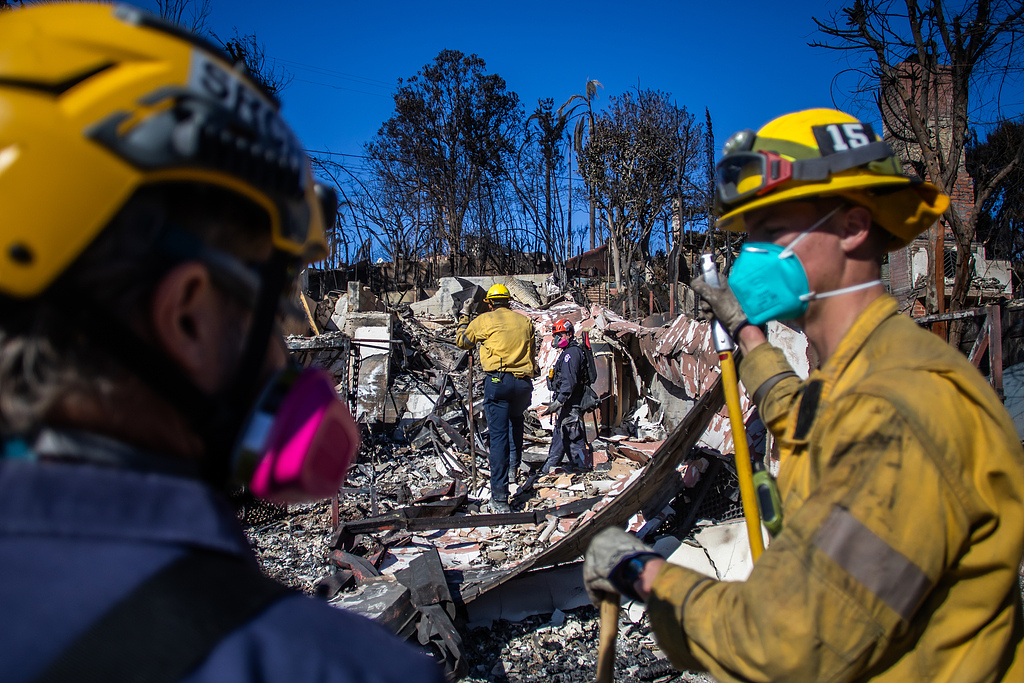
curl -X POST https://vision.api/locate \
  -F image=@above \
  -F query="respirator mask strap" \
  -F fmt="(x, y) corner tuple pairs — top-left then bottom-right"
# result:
(775, 204), (882, 303)
(800, 279), (884, 303)
(779, 205), (843, 259)
(214, 251), (360, 504)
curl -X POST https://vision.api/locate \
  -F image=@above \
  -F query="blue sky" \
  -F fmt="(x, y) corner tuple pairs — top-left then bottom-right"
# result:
(134, 0), (860, 168)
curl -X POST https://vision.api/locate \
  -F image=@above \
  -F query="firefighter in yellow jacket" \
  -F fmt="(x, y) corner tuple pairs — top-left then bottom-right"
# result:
(456, 284), (538, 513)
(584, 109), (1024, 682)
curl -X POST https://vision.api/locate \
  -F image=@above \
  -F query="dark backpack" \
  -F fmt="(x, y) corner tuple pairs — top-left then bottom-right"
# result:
(577, 331), (600, 413)
(548, 332), (601, 413)
(580, 331), (598, 385)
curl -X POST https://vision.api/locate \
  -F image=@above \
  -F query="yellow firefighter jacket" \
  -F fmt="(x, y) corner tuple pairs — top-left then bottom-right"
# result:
(647, 294), (1024, 682)
(456, 306), (538, 378)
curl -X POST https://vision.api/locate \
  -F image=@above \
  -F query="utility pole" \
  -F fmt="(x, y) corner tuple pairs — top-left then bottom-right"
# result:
(934, 222), (947, 340)
(567, 136), (573, 263)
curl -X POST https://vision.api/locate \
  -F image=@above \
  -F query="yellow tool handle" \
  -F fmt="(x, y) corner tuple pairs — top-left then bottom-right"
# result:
(595, 594), (620, 683)
(719, 350), (765, 562)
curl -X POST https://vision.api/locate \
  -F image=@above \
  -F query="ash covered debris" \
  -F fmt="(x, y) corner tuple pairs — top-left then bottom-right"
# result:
(458, 606), (716, 683)
(261, 275), (796, 680)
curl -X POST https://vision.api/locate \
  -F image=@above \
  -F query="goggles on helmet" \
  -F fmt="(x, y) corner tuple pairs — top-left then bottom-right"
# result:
(716, 151), (798, 208)
(715, 130), (895, 212)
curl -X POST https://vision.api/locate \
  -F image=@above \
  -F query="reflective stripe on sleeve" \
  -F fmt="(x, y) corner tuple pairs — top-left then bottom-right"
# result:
(813, 506), (931, 621)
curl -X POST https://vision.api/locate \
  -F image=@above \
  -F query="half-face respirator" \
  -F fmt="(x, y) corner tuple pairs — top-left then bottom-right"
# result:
(232, 364), (359, 504)
(552, 334), (571, 349)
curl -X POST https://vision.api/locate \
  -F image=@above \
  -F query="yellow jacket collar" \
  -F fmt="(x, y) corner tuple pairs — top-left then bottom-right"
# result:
(817, 294), (899, 387)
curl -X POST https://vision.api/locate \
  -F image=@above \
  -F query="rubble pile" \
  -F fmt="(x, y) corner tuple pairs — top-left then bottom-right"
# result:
(247, 272), (1024, 680)
(257, 275), (792, 679)
(459, 607), (715, 683)
(240, 497), (335, 593)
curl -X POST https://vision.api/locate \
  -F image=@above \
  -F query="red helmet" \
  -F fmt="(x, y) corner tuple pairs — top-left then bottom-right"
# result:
(552, 318), (574, 336)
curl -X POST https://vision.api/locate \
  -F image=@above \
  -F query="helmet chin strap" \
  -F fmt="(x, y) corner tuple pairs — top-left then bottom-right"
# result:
(201, 249), (291, 488)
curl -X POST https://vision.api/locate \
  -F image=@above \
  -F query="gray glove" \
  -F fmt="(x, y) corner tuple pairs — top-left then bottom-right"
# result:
(690, 275), (749, 338)
(541, 399), (563, 416)
(460, 299), (475, 317)
(583, 527), (659, 604)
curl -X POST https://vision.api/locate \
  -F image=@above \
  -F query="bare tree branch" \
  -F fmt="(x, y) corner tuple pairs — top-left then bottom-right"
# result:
(813, 0), (1024, 330)
(156, 0), (211, 35)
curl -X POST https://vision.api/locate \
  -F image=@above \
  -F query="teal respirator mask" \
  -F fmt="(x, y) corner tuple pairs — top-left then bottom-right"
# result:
(728, 205), (882, 325)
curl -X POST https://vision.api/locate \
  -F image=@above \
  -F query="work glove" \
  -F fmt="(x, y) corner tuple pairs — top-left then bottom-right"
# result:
(541, 399), (563, 416)
(583, 527), (660, 604)
(460, 299), (475, 317)
(690, 275), (749, 339)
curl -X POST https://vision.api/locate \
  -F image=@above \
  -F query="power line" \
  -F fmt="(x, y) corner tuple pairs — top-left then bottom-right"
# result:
(306, 149), (370, 159)
(276, 58), (395, 89)
(293, 78), (392, 99)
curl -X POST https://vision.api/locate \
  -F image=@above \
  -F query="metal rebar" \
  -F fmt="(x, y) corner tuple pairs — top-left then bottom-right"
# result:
(467, 351), (478, 491)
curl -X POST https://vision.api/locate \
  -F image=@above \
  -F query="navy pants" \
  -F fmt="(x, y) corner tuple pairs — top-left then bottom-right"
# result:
(484, 373), (531, 503)
(542, 407), (590, 472)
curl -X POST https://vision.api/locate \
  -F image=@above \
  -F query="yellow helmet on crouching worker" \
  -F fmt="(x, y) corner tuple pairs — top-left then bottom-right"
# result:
(714, 108), (949, 249)
(0, 2), (331, 300)
(485, 283), (511, 302)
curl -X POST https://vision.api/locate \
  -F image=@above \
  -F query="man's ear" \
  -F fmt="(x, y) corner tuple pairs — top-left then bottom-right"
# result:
(149, 262), (225, 393)
(837, 205), (875, 255)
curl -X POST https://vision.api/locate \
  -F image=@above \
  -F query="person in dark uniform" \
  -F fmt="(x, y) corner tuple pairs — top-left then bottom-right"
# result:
(0, 5), (444, 682)
(540, 319), (591, 473)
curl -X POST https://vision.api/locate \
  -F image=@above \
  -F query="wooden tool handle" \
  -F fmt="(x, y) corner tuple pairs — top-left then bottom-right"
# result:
(595, 594), (620, 683)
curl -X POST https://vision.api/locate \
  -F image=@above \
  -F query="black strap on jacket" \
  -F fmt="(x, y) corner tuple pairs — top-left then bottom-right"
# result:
(34, 551), (293, 683)
(551, 342), (586, 387)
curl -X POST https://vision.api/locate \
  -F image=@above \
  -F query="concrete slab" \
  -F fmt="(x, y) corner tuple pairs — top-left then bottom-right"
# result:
(354, 325), (390, 358)
(665, 540), (716, 578)
(347, 313), (392, 424)
(356, 356), (388, 423)
(692, 519), (769, 582)
(328, 295), (347, 331)
(464, 562), (590, 628)
(404, 389), (437, 420)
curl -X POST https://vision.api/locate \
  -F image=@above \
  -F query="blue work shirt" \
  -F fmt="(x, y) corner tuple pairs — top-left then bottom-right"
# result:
(0, 446), (444, 683)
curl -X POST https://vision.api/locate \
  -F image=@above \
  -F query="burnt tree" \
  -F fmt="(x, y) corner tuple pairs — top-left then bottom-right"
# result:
(813, 0), (1024, 344)
(366, 50), (520, 277)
